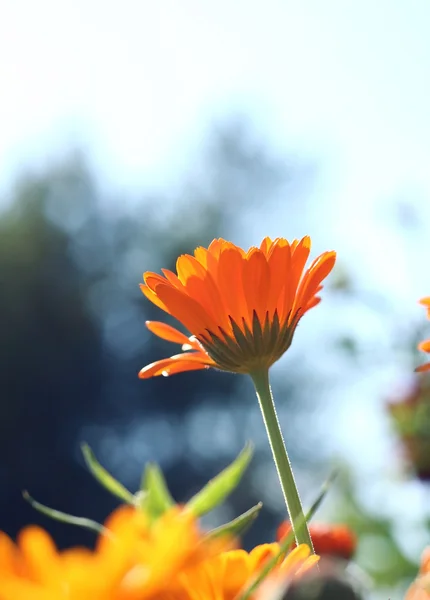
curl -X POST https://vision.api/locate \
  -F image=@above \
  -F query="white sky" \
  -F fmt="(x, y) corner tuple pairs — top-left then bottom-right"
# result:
(2, 0), (430, 278)
(2, 0), (430, 193)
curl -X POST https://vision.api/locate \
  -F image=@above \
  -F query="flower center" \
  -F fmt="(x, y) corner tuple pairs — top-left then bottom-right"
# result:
(199, 310), (301, 374)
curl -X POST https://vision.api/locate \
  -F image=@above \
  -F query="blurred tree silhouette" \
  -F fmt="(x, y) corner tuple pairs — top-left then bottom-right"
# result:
(1, 115), (428, 597)
(0, 116), (316, 549)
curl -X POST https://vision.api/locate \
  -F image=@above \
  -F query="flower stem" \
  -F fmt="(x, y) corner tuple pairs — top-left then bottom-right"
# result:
(250, 369), (314, 552)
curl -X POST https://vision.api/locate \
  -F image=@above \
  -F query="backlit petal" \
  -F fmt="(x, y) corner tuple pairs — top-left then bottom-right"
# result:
(242, 249), (270, 325)
(217, 246), (247, 331)
(146, 321), (191, 345)
(139, 353), (213, 378)
(418, 340), (430, 353)
(176, 254), (207, 285)
(268, 241), (291, 319)
(293, 251), (336, 317)
(139, 284), (170, 313)
(154, 283), (218, 336)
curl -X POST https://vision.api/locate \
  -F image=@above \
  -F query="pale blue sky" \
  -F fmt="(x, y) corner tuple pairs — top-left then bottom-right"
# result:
(2, 0), (430, 285)
(2, 0), (430, 197)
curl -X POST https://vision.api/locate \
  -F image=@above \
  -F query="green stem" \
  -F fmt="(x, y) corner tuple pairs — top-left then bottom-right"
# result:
(250, 368), (314, 552)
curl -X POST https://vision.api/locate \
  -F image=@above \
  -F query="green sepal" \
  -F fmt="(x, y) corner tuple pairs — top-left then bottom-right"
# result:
(185, 443), (253, 517)
(81, 443), (135, 504)
(23, 491), (109, 537)
(139, 462), (175, 520)
(207, 502), (262, 539)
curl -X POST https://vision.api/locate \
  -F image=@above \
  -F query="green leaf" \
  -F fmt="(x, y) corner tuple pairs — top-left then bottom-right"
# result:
(81, 443), (135, 504)
(139, 463), (175, 519)
(23, 491), (109, 537)
(207, 502), (263, 539)
(185, 443), (253, 517)
(237, 471), (336, 600)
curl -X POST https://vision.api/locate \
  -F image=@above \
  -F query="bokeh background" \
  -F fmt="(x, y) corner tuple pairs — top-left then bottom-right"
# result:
(2, 2), (430, 598)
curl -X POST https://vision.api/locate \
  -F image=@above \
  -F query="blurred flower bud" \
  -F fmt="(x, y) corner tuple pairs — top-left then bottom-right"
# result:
(387, 376), (430, 481)
(277, 522), (357, 561)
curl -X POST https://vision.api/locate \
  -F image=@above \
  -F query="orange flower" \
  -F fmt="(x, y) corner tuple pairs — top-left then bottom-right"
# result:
(176, 543), (318, 600)
(0, 506), (223, 600)
(277, 522), (356, 561)
(139, 237), (336, 378)
(0, 506), (317, 600)
(406, 547), (430, 600)
(417, 298), (430, 373)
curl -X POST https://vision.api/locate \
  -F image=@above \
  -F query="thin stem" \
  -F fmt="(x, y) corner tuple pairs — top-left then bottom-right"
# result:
(250, 368), (314, 552)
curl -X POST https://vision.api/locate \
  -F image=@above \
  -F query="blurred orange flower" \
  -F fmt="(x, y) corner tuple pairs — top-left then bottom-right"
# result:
(177, 543), (318, 600)
(139, 237), (336, 378)
(417, 298), (430, 373)
(0, 506), (221, 600)
(0, 505), (318, 600)
(277, 522), (356, 561)
(406, 547), (430, 600)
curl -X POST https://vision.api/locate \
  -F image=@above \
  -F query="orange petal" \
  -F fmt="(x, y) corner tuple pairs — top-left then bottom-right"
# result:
(146, 321), (191, 345)
(260, 237), (273, 255)
(282, 237), (311, 319)
(416, 362), (430, 373)
(161, 269), (184, 290)
(419, 548), (430, 575)
(193, 246), (209, 268)
(418, 340), (430, 353)
(249, 543), (279, 569)
(242, 249), (270, 325)
(194, 243), (223, 282)
(207, 239), (224, 258)
(140, 284), (170, 313)
(143, 272), (169, 292)
(184, 275), (229, 332)
(420, 297), (430, 307)
(179, 253), (228, 322)
(294, 251), (336, 315)
(306, 296), (321, 310)
(267, 240), (291, 320)
(294, 554), (320, 577)
(139, 353), (213, 378)
(291, 236), (311, 261)
(0, 532), (18, 573)
(1, 580), (60, 600)
(218, 550), (251, 595)
(280, 544), (311, 574)
(18, 527), (59, 582)
(153, 283), (218, 335)
(176, 254), (207, 285)
(217, 245), (247, 330)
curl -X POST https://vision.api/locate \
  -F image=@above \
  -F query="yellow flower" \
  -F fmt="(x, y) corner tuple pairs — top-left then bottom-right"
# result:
(139, 237), (336, 378)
